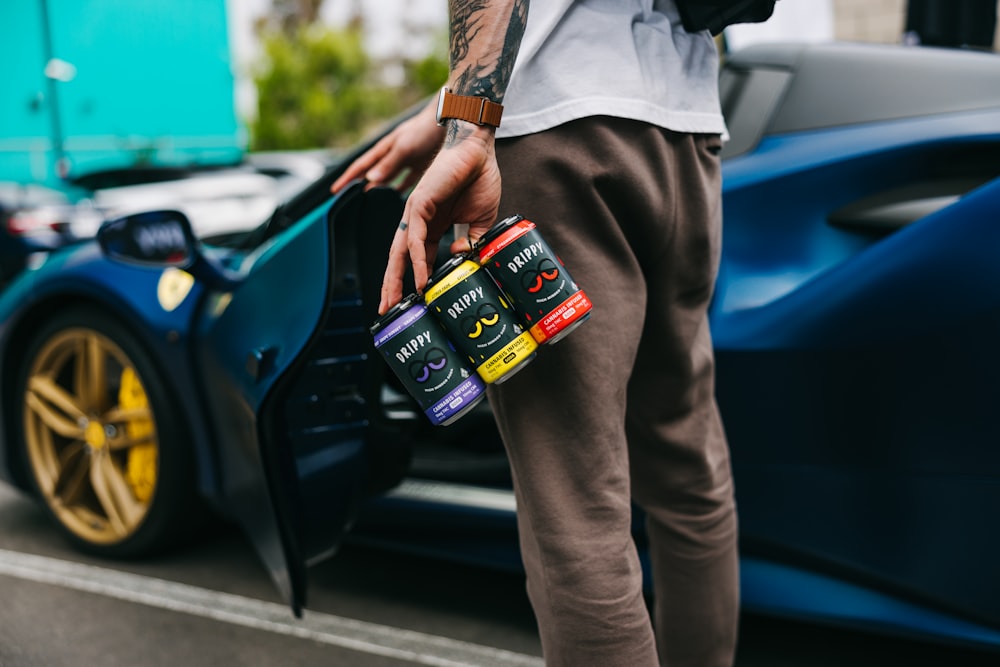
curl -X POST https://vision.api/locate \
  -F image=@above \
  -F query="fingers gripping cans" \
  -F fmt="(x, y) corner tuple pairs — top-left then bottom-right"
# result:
(371, 295), (486, 426)
(476, 215), (592, 344)
(424, 256), (538, 384)
(370, 214), (589, 426)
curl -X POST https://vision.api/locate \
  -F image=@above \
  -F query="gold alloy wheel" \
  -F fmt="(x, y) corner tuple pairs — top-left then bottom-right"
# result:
(23, 327), (159, 546)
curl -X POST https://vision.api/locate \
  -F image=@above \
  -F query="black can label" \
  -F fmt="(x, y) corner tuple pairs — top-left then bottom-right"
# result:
(424, 259), (537, 383)
(372, 301), (485, 425)
(478, 218), (592, 344)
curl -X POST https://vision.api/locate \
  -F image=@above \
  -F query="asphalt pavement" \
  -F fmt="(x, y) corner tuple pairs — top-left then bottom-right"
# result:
(2, 482), (999, 667)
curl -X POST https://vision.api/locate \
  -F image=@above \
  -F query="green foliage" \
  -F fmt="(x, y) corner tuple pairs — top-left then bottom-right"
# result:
(405, 43), (450, 94)
(250, 22), (447, 150)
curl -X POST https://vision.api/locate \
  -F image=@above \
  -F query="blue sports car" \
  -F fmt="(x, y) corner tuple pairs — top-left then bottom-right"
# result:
(0, 42), (998, 651)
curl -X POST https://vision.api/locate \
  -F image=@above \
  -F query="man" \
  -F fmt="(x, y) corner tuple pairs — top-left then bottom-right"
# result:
(333, 1), (738, 664)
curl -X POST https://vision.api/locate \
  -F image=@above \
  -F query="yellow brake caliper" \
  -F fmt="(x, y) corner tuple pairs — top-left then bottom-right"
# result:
(119, 367), (157, 503)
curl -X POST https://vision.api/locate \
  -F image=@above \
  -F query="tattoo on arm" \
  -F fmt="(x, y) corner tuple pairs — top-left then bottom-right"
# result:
(443, 117), (478, 145)
(449, 0), (487, 67)
(448, 0), (528, 103)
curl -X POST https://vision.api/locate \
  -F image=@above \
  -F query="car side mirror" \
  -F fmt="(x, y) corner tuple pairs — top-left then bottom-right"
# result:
(98, 209), (241, 290)
(98, 210), (196, 268)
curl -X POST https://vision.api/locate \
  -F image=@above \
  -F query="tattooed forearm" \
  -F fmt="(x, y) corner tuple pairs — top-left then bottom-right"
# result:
(492, 0), (529, 96)
(449, 0), (488, 67)
(448, 0), (529, 103)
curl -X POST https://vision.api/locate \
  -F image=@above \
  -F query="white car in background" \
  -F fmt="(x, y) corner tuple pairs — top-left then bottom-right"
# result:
(71, 169), (281, 239)
(0, 150), (337, 282)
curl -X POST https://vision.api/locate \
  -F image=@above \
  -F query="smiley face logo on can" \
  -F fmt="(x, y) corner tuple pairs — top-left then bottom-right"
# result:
(462, 303), (504, 343)
(520, 258), (564, 299)
(408, 346), (449, 384)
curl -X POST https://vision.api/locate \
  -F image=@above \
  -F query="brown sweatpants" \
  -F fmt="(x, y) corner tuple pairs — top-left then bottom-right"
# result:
(490, 116), (739, 667)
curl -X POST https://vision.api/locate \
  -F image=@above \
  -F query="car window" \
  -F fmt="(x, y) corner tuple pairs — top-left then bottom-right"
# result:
(720, 66), (792, 160)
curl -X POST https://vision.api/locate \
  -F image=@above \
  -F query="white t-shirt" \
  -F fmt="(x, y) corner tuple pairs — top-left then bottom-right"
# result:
(497, 0), (727, 139)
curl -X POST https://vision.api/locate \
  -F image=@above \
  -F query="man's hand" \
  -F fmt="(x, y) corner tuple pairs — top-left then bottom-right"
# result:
(331, 101), (444, 195)
(380, 121), (500, 314)
(330, 101), (501, 315)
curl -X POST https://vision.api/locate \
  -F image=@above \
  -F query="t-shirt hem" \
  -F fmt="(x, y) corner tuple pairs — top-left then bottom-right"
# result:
(496, 98), (728, 139)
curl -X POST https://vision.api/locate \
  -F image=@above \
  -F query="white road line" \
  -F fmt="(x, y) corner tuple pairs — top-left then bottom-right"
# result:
(0, 548), (542, 667)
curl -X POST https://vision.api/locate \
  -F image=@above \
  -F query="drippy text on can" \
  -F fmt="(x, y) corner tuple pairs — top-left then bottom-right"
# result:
(476, 215), (592, 344)
(424, 255), (537, 384)
(371, 294), (486, 426)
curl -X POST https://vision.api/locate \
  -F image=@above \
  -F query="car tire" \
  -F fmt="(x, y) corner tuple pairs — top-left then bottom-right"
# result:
(16, 306), (199, 558)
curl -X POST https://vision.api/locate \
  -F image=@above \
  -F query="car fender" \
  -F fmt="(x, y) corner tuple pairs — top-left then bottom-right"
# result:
(0, 241), (222, 500)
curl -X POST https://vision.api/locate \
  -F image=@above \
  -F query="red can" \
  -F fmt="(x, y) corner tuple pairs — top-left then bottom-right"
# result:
(476, 215), (592, 344)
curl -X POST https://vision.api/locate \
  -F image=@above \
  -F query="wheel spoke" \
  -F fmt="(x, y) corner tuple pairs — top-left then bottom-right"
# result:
(52, 443), (90, 504)
(90, 451), (143, 536)
(105, 431), (156, 452)
(102, 406), (152, 425)
(56, 440), (86, 468)
(25, 390), (85, 439)
(74, 333), (107, 413)
(29, 375), (87, 421)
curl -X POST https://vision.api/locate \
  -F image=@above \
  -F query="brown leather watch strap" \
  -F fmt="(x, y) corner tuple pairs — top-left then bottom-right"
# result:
(436, 87), (504, 128)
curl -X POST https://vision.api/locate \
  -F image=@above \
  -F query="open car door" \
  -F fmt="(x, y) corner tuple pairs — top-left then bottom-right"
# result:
(194, 182), (408, 615)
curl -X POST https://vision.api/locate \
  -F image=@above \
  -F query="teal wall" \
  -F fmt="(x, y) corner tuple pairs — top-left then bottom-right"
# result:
(1, 0), (245, 186)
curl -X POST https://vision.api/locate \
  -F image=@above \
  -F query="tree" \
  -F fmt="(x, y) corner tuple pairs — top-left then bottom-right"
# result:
(250, 5), (447, 150)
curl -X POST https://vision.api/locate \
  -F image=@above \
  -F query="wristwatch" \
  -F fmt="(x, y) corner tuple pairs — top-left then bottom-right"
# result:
(436, 87), (504, 128)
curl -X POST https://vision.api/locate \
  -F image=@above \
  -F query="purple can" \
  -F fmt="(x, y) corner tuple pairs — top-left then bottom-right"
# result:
(371, 294), (486, 426)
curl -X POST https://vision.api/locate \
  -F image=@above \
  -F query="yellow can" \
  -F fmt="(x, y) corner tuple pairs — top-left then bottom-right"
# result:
(424, 255), (537, 384)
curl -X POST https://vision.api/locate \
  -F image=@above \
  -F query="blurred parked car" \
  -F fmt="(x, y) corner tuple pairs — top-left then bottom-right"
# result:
(0, 181), (98, 284)
(0, 42), (998, 651)
(244, 150), (339, 203)
(0, 154), (335, 284)
(71, 168), (282, 239)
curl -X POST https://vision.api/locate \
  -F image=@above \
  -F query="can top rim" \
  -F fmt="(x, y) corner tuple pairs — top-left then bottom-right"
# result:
(425, 253), (472, 290)
(369, 293), (422, 333)
(475, 214), (525, 250)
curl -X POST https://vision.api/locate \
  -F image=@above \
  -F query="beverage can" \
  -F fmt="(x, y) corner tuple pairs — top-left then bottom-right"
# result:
(371, 294), (486, 426)
(424, 255), (537, 384)
(476, 215), (592, 344)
